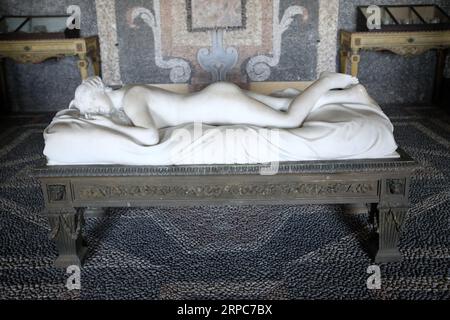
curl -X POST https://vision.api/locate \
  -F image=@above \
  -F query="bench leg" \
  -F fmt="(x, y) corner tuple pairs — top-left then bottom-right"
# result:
(77, 53), (90, 80)
(47, 209), (87, 268)
(350, 50), (360, 77)
(368, 203), (378, 230)
(340, 50), (349, 74)
(375, 205), (408, 263)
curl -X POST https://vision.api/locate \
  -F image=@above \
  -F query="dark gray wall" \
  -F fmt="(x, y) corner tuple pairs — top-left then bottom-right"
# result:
(272, 0), (319, 81)
(339, 0), (450, 105)
(0, 0), (97, 112)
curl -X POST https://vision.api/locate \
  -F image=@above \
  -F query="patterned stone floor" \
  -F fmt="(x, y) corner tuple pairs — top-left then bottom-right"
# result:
(0, 106), (449, 300)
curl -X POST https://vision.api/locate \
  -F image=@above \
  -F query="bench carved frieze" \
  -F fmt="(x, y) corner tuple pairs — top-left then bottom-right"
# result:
(75, 181), (378, 200)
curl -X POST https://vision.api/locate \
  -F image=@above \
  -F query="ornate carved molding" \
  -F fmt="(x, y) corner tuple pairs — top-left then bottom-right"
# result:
(130, 3), (192, 83)
(363, 45), (437, 57)
(77, 181), (377, 201)
(377, 207), (408, 245)
(0, 53), (67, 64)
(385, 46), (433, 57)
(34, 149), (418, 178)
(246, 0), (307, 81)
(386, 179), (406, 196)
(48, 212), (82, 241)
(47, 185), (67, 203)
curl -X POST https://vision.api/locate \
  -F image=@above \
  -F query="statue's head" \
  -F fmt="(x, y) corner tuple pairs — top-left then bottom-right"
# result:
(69, 77), (114, 115)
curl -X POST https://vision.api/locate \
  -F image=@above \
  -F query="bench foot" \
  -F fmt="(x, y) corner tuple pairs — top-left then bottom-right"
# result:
(54, 246), (88, 268)
(47, 209), (87, 268)
(375, 248), (402, 263)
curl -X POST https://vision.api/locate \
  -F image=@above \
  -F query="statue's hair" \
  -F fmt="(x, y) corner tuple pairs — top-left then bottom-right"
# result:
(69, 77), (112, 114)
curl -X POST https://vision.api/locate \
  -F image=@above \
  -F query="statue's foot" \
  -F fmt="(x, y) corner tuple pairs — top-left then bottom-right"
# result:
(319, 72), (359, 90)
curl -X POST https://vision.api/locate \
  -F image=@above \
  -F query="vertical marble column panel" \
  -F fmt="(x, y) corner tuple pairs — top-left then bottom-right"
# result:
(95, 0), (122, 86)
(316, 0), (340, 75)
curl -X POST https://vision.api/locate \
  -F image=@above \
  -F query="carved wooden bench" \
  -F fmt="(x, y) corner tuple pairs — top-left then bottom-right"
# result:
(34, 149), (418, 268)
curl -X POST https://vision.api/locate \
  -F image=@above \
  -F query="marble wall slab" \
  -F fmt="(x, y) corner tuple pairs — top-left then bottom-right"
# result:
(95, 0), (121, 86)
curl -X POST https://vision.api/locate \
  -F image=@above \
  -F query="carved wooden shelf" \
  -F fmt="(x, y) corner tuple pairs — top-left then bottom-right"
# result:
(339, 29), (450, 104)
(0, 36), (101, 112)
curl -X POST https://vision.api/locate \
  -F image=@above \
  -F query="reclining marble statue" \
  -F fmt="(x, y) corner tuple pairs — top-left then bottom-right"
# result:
(44, 72), (399, 165)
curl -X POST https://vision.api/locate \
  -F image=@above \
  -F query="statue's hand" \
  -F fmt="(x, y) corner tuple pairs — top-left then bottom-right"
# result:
(82, 76), (104, 89)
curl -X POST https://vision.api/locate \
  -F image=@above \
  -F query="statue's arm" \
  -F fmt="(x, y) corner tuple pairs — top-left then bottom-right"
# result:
(76, 114), (159, 146)
(122, 88), (153, 127)
(122, 87), (160, 145)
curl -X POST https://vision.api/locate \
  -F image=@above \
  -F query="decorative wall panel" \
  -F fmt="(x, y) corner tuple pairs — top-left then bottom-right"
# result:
(119, 0), (316, 85)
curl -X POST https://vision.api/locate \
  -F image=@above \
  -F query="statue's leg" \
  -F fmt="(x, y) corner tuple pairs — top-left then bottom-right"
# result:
(286, 72), (359, 124)
(254, 84), (372, 114)
(218, 73), (360, 128)
(47, 208), (87, 268)
(314, 84), (372, 108)
(243, 90), (293, 111)
(242, 72), (362, 113)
